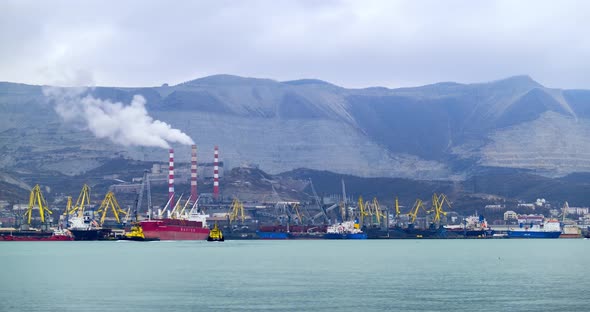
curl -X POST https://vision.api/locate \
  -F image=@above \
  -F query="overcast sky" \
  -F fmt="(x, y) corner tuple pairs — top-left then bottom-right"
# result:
(1, 0), (589, 89)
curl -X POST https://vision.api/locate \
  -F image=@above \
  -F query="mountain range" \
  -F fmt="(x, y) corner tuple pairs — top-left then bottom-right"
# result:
(1, 74), (589, 181)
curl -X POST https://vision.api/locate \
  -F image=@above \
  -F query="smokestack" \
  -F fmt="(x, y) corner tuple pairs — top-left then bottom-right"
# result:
(168, 148), (175, 208)
(190, 144), (197, 203)
(213, 146), (219, 200)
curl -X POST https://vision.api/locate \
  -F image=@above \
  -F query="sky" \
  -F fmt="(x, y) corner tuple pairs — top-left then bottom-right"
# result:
(1, 0), (589, 89)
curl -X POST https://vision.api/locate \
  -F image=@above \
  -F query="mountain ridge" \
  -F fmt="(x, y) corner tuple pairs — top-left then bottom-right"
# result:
(1, 74), (589, 180)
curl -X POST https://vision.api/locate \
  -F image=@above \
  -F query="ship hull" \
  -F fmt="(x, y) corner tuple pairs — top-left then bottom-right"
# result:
(207, 236), (225, 242)
(559, 234), (581, 238)
(70, 229), (112, 241)
(256, 231), (289, 239)
(287, 232), (325, 240)
(446, 229), (494, 238)
(140, 219), (209, 240)
(118, 236), (160, 242)
(323, 233), (368, 239)
(0, 234), (73, 241)
(507, 231), (561, 238)
(223, 231), (259, 240)
(385, 227), (448, 239)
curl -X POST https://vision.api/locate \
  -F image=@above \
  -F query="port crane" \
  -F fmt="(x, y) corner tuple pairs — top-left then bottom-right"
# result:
(228, 198), (246, 224)
(407, 199), (426, 224)
(428, 193), (451, 224)
(25, 184), (52, 224)
(560, 201), (570, 223)
(371, 197), (386, 226)
(341, 179), (349, 222)
(64, 196), (72, 215)
(97, 192), (127, 226)
(309, 178), (329, 224)
(358, 196), (369, 226)
(64, 184), (91, 217)
(289, 202), (305, 224)
(135, 171), (152, 215)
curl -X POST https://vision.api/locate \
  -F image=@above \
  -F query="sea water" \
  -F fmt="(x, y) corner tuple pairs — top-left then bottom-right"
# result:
(1, 239), (589, 311)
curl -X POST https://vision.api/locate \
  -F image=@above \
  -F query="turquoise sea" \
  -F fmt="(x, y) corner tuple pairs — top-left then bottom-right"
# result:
(1, 239), (589, 311)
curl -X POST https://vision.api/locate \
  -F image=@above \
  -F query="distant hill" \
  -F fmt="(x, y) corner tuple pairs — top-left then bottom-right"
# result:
(1, 74), (590, 181)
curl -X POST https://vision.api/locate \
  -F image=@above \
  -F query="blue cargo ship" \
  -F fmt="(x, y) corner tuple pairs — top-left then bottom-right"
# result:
(507, 220), (561, 238)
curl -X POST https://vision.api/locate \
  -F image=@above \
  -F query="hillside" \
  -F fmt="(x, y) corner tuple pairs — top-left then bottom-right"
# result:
(1, 75), (589, 180)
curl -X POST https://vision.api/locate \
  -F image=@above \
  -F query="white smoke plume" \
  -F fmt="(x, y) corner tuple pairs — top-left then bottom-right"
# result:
(43, 87), (194, 148)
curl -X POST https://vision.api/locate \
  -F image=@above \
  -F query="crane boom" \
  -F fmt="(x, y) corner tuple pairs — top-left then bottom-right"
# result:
(26, 185), (52, 224)
(97, 192), (127, 226)
(309, 179), (329, 223)
(407, 199), (425, 224)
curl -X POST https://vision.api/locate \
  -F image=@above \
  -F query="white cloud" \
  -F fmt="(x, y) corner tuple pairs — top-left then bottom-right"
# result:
(1, 0), (589, 89)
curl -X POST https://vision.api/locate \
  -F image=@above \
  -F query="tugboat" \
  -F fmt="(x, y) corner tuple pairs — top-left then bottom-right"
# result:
(207, 223), (224, 242)
(119, 223), (159, 241)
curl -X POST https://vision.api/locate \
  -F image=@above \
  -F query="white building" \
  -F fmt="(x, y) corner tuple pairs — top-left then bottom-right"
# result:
(504, 210), (518, 221)
(566, 207), (589, 215)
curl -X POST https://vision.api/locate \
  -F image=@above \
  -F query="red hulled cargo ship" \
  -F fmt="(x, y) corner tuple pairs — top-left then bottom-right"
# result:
(0, 229), (73, 241)
(140, 217), (209, 240)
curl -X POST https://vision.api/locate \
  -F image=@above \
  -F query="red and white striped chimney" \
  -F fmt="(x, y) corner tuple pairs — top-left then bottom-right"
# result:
(213, 146), (219, 200)
(190, 144), (197, 203)
(168, 148), (175, 208)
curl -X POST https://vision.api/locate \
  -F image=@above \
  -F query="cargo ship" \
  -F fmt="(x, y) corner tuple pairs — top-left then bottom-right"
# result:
(0, 228), (73, 241)
(68, 216), (112, 241)
(324, 220), (367, 239)
(255, 225), (327, 240)
(363, 223), (448, 239)
(392, 224), (448, 239)
(140, 212), (209, 240)
(445, 215), (494, 238)
(560, 224), (582, 238)
(507, 219), (561, 238)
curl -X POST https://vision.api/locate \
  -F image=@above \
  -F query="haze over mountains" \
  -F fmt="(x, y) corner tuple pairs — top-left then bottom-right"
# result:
(1, 74), (589, 180)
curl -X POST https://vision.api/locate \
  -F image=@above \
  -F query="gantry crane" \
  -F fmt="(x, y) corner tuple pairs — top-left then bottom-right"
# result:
(309, 179), (329, 224)
(64, 184), (91, 217)
(292, 203), (304, 224)
(228, 198), (245, 224)
(64, 196), (72, 215)
(135, 171), (152, 215)
(96, 191), (127, 226)
(358, 196), (369, 225)
(407, 199), (426, 224)
(25, 184), (52, 224)
(428, 193), (451, 225)
(372, 197), (386, 225)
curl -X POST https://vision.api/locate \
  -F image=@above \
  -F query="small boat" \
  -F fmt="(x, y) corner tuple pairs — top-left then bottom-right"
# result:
(207, 223), (224, 242)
